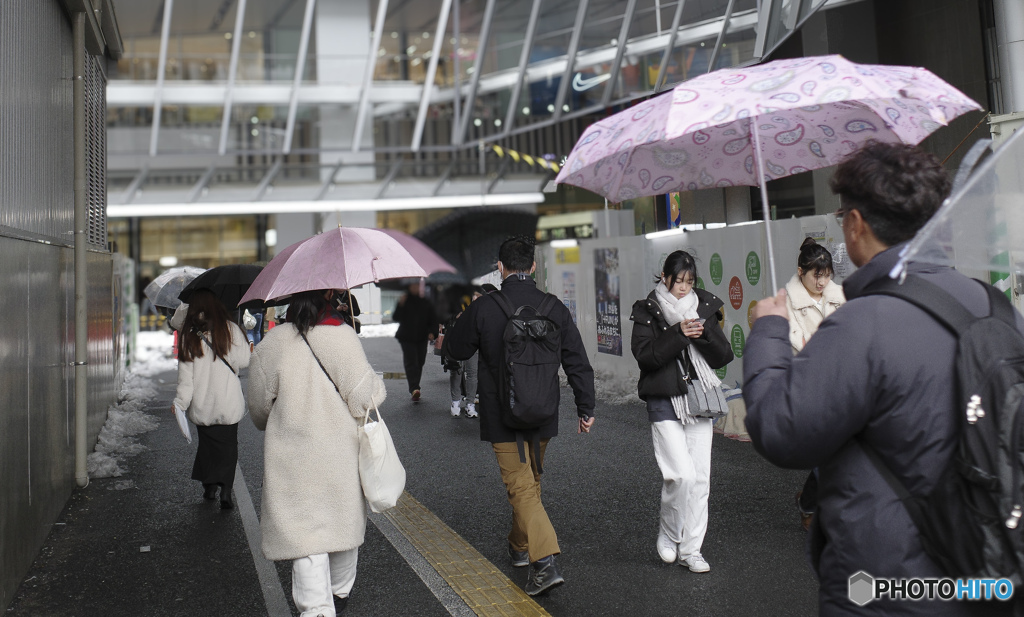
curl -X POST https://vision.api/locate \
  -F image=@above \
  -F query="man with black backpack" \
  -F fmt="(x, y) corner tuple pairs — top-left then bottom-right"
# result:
(744, 142), (1021, 616)
(443, 236), (596, 597)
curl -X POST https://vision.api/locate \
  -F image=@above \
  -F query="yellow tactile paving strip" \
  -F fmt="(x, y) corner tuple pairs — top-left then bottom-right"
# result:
(384, 492), (551, 617)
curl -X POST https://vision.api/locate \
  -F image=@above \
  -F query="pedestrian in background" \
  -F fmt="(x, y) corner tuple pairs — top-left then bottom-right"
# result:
(393, 282), (437, 402)
(444, 236), (596, 597)
(784, 238), (845, 530)
(629, 250), (734, 573)
(172, 289), (251, 509)
(247, 288), (386, 617)
(445, 286), (483, 418)
(743, 142), (1014, 616)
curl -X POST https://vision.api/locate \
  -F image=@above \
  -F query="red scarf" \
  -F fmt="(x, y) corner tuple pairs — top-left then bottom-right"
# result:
(317, 305), (345, 326)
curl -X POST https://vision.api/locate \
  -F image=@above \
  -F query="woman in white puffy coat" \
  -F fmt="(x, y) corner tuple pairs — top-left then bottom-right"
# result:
(172, 289), (251, 509)
(247, 289), (386, 617)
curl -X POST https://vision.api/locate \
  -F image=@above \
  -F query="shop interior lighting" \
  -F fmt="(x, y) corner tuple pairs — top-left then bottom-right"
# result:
(550, 239), (578, 248)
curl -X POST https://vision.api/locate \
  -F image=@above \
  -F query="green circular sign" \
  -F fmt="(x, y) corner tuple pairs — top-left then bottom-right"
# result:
(745, 251), (761, 286)
(695, 277), (705, 290)
(715, 366), (728, 380)
(731, 324), (746, 358)
(709, 253), (723, 285)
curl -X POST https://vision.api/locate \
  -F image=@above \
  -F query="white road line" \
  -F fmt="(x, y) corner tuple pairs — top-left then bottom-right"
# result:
(234, 464), (292, 617)
(368, 511), (477, 617)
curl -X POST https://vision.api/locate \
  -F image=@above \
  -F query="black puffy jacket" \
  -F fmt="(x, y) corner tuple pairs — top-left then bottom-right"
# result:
(629, 288), (733, 400)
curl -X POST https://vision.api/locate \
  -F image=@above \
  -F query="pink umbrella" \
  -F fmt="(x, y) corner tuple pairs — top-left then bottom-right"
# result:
(378, 229), (458, 276)
(556, 54), (982, 289)
(238, 227), (427, 306)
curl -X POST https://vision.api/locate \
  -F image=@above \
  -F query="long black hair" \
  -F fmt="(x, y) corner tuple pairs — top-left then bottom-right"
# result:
(179, 289), (232, 362)
(797, 238), (833, 276)
(655, 250), (697, 286)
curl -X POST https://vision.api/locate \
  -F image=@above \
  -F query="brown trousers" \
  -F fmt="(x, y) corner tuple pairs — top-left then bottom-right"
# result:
(492, 439), (560, 563)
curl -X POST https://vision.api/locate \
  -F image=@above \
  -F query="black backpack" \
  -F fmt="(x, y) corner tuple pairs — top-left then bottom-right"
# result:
(490, 291), (562, 471)
(864, 275), (1024, 585)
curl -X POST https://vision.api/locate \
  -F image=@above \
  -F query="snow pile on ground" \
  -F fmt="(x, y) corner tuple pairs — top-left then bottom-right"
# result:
(359, 323), (398, 338)
(87, 331), (175, 480)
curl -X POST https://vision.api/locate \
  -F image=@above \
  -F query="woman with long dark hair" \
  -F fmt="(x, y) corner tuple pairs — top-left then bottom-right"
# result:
(247, 288), (386, 616)
(629, 250), (733, 573)
(172, 288), (251, 509)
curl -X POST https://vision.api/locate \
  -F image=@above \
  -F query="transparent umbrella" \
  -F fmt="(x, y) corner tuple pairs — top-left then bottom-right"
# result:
(893, 127), (1024, 288)
(143, 266), (206, 309)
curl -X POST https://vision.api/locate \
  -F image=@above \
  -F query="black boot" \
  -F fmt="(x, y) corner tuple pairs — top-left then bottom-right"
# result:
(333, 595), (348, 614)
(203, 484), (218, 501)
(525, 555), (564, 596)
(219, 484), (233, 509)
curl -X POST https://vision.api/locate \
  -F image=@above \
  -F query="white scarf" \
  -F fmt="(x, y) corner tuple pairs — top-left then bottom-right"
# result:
(654, 283), (723, 423)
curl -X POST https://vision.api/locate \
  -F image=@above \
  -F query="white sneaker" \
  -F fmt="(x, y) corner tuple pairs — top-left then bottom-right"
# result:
(465, 403), (478, 418)
(680, 553), (710, 573)
(450, 401), (461, 417)
(656, 532), (677, 564)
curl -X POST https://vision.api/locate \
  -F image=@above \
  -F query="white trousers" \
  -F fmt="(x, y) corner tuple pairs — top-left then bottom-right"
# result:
(292, 549), (358, 617)
(651, 418), (713, 558)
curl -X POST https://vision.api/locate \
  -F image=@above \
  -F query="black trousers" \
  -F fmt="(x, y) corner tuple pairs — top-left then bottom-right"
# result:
(192, 423), (238, 490)
(399, 339), (428, 392)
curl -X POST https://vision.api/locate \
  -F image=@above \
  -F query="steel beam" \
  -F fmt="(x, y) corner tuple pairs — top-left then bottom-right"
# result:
(252, 159), (283, 201)
(314, 160), (345, 200)
(218, 0), (247, 155)
(283, 0), (317, 154)
(706, 0), (737, 73)
(148, 0), (174, 157)
(411, 0), (454, 152)
(376, 159), (404, 199)
(121, 166), (149, 204)
(501, 0), (543, 134)
(187, 166), (218, 202)
(600, 0), (639, 108)
(431, 159), (455, 196)
(551, 0), (589, 122)
(352, 0), (389, 153)
(454, 0), (495, 146)
(654, 0), (686, 92)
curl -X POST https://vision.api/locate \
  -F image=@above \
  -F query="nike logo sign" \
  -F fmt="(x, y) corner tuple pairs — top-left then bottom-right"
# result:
(572, 73), (611, 92)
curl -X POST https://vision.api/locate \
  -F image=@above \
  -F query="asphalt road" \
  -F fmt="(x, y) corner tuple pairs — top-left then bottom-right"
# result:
(8, 335), (818, 616)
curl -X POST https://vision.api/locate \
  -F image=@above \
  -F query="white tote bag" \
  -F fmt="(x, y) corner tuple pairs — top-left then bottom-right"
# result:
(358, 404), (406, 513)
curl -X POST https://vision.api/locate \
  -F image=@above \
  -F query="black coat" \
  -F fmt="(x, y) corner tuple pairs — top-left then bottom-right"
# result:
(744, 244), (1018, 617)
(443, 276), (595, 443)
(392, 294), (437, 343)
(629, 288), (733, 400)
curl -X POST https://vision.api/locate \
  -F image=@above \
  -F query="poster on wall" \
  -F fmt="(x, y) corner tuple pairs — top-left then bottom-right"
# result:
(562, 271), (577, 324)
(594, 248), (622, 356)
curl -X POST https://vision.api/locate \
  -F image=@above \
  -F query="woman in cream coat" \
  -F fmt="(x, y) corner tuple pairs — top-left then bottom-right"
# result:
(784, 238), (846, 354)
(172, 289), (251, 508)
(785, 238), (845, 529)
(248, 288), (385, 617)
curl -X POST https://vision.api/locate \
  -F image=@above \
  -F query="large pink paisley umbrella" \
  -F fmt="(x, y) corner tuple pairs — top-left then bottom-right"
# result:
(238, 227), (427, 306)
(555, 54), (982, 289)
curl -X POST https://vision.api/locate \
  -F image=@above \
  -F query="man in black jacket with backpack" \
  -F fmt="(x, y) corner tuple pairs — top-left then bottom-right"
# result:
(444, 236), (596, 597)
(744, 142), (1019, 616)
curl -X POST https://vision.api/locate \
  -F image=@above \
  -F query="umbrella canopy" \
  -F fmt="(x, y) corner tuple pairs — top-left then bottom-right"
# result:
(414, 208), (539, 280)
(238, 227), (427, 306)
(143, 266), (207, 309)
(178, 264), (263, 310)
(377, 229), (458, 276)
(556, 54), (982, 288)
(558, 55), (981, 200)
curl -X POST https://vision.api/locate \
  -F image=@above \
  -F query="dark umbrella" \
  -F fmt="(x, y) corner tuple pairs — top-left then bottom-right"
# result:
(179, 264), (264, 310)
(414, 207), (539, 280)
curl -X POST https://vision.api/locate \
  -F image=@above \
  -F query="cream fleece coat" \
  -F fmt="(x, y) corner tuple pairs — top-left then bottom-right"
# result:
(173, 323), (251, 426)
(784, 273), (846, 353)
(247, 323), (386, 561)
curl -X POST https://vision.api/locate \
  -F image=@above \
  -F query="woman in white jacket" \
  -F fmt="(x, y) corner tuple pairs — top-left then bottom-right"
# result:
(784, 238), (845, 529)
(247, 289), (386, 617)
(172, 289), (251, 509)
